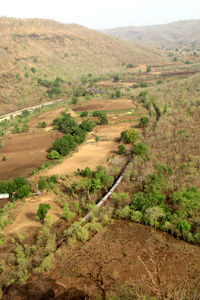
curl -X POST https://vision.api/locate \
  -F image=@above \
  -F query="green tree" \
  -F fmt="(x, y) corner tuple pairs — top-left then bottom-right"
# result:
(121, 129), (139, 144)
(38, 177), (46, 191)
(133, 142), (149, 157)
(80, 111), (88, 117)
(37, 204), (50, 221)
(146, 66), (151, 72)
(17, 185), (31, 199)
(139, 116), (149, 127)
(52, 134), (76, 156)
(118, 144), (126, 154)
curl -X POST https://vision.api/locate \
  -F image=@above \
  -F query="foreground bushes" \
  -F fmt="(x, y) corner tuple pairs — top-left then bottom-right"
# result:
(114, 172), (200, 245)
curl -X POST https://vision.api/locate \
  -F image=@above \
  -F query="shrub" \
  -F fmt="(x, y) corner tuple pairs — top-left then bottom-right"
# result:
(80, 111), (88, 117)
(121, 129), (139, 144)
(52, 134), (77, 156)
(115, 205), (131, 219)
(177, 220), (191, 233)
(115, 89), (121, 98)
(130, 191), (165, 213)
(14, 177), (27, 190)
(139, 116), (149, 127)
(130, 210), (142, 223)
(37, 204), (50, 221)
(48, 149), (60, 160)
(118, 144), (126, 154)
(38, 121), (46, 128)
(143, 206), (166, 228)
(17, 185), (31, 199)
(38, 177), (46, 191)
(98, 114), (108, 125)
(2, 156), (6, 161)
(75, 226), (89, 242)
(31, 67), (36, 73)
(81, 166), (93, 177)
(79, 119), (95, 132)
(146, 66), (151, 72)
(71, 97), (78, 104)
(113, 74), (119, 82)
(47, 175), (58, 184)
(133, 142), (149, 157)
(62, 203), (75, 222)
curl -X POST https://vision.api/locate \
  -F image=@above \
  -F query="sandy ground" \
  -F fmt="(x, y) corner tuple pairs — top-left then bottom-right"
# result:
(4, 194), (62, 236)
(44, 121), (134, 176)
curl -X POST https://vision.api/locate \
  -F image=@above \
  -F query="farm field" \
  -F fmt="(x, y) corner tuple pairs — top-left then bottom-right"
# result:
(0, 98), (136, 180)
(0, 107), (65, 180)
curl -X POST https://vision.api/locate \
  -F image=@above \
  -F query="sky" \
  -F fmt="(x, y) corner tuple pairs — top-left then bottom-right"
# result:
(1, 0), (200, 29)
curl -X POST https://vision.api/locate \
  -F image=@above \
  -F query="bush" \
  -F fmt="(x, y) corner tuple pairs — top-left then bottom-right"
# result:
(62, 203), (75, 222)
(121, 129), (139, 144)
(143, 206), (166, 228)
(37, 204), (50, 221)
(130, 191), (165, 213)
(52, 134), (77, 156)
(80, 111), (88, 117)
(115, 205), (131, 219)
(146, 66), (151, 72)
(47, 175), (58, 184)
(115, 89), (121, 98)
(79, 119), (95, 132)
(113, 74), (119, 82)
(133, 142), (149, 157)
(48, 149), (60, 160)
(177, 220), (191, 233)
(2, 156), (6, 161)
(17, 185), (31, 199)
(38, 177), (46, 191)
(118, 144), (126, 154)
(38, 122), (46, 128)
(14, 177), (28, 190)
(130, 210), (142, 223)
(139, 116), (149, 127)
(75, 226), (89, 242)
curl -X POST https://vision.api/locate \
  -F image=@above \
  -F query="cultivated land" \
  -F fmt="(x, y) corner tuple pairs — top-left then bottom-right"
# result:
(0, 18), (200, 300)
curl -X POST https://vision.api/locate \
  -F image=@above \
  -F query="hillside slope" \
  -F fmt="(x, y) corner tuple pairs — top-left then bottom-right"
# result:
(0, 17), (166, 115)
(102, 20), (200, 49)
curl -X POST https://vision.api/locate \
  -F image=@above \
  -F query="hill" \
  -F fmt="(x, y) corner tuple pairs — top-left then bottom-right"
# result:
(0, 17), (166, 115)
(102, 20), (200, 49)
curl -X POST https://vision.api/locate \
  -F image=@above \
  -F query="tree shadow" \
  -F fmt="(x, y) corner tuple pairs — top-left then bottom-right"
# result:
(26, 212), (39, 222)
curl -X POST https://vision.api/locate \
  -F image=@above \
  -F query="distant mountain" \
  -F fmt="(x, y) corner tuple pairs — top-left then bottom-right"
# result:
(102, 20), (200, 49)
(0, 17), (166, 114)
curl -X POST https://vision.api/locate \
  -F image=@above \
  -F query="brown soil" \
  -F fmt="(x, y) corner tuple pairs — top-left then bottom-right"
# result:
(48, 220), (200, 298)
(74, 98), (135, 112)
(0, 108), (65, 180)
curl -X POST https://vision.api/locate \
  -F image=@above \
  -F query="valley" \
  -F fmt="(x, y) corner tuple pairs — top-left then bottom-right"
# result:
(0, 17), (200, 300)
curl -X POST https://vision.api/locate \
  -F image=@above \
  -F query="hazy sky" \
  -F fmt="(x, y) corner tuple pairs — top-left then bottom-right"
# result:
(1, 0), (200, 29)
